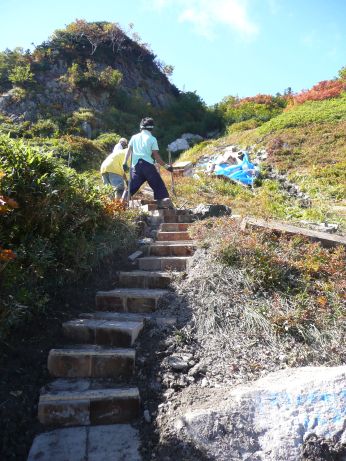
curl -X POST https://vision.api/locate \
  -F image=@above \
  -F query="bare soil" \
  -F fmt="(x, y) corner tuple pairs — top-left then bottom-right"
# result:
(0, 255), (132, 461)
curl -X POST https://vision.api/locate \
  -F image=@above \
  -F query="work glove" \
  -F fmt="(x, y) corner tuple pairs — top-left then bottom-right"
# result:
(165, 164), (174, 173)
(122, 163), (129, 173)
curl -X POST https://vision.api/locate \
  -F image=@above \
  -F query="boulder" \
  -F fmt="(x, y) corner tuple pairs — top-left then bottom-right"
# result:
(192, 204), (232, 219)
(167, 133), (203, 153)
(181, 133), (203, 144)
(167, 138), (190, 153)
(180, 366), (346, 461)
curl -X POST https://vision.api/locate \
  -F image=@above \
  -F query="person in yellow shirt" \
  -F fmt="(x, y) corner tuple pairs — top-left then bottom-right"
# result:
(100, 148), (128, 199)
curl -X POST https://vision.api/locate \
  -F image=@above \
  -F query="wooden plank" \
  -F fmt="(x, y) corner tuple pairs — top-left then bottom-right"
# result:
(241, 217), (346, 248)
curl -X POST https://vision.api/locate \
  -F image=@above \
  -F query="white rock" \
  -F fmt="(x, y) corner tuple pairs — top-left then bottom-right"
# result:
(166, 354), (191, 371)
(167, 138), (190, 153)
(181, 133), (203, 142)
(201, 378), (209, 388)
(181, 366), (346, 461)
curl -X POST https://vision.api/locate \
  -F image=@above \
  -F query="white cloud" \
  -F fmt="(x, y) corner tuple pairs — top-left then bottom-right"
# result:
(151, 0), (259, 40)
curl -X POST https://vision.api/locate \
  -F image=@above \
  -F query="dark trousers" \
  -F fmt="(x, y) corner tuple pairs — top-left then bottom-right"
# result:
(130, 159), (169, 200)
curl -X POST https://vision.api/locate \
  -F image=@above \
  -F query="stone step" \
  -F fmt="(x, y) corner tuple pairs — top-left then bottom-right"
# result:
(63, 318), (143, 347)
(140, 203), (158, 212)
(48, 346), (135, 379)
(148, 242), (196, 257)
(28, 424), (142, 461)
(150, 209), (194, 223)
(95, 288), (168, 312)
(138, 256), (190, 271)
(38, 379), (140, 427)
(156, 231), (191, 241)
(160, 222), (191, 232)
(80, 311), (177, 327)
(118, 270), (173, 289)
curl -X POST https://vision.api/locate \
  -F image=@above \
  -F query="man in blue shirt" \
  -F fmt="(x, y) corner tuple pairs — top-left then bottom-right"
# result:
(123, 117), (173, 207)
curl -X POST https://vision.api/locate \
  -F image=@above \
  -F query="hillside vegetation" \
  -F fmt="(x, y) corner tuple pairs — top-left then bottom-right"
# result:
(0, 135), (139, 340)
(176, 71), (346, 230)
(0, 20), (222, 152)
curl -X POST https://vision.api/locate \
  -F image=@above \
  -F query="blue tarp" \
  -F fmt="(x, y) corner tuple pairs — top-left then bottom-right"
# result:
(214, 153), (259, 186)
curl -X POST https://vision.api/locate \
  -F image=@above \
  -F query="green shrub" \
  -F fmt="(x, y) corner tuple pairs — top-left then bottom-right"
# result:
(227, 119), (262, 133)
(29, 119), (60, 138)
(218, 94), (286, 126)
(8, 64), (34, 87)
(0, 135), (138, 338)
(95, 132), (121, 151)
(27, 135), (107, 171)
(10, 87), (27, 102)
(99, 67), (122, 90)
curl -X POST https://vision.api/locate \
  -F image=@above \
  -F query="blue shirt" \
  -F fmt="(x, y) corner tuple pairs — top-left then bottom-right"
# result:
(128, 130), (159, 166)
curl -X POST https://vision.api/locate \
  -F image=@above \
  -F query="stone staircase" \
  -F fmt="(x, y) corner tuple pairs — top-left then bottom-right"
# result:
(28, 203), (195, 461)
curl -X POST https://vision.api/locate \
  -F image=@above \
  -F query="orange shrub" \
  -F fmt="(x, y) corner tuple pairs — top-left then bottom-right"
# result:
(293, 79), (346, 104)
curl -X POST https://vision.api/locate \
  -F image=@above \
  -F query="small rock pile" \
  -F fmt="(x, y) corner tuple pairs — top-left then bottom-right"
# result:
(266, 165), (312, 207)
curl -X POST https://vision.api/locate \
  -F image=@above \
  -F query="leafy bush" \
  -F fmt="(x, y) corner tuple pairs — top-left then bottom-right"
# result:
(0, 47), (30, 91)
(227, 119), (262, 133)
(0, 116), (32, 138)
(99, 66), (122, 89)
(29, 119), (60, 138)
(10, 86), (27, 102)
(26, 135), (106, 171)
(293, 79), (346, 104)
(0, 135), (138, 338)
(95, 132), (120, 151)
(8, 64), (34, 87)
(218, 94), (287, 126)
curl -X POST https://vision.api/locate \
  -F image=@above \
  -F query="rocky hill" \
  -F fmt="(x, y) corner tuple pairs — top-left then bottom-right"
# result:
(0, 20), (180, 136)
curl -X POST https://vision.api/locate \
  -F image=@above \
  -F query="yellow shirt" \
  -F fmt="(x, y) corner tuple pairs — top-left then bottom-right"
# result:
(100, 149), (127, 176)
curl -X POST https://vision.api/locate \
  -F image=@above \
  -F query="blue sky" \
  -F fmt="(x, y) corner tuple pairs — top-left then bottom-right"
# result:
(1, 0), (345, 105)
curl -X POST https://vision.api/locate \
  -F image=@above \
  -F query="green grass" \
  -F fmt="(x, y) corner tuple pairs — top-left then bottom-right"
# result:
(175, 96), (346, 231)
(178, 140), (214, 163)
(258, 94), (346, 134)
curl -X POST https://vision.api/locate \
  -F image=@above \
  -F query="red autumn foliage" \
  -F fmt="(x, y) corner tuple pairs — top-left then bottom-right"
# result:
(0, 248), (16, 262)
(293, 79), (346, 104)
(0, 195), (19, 214)
(238, 94), (277, 106)
(103, 198), (127, 216)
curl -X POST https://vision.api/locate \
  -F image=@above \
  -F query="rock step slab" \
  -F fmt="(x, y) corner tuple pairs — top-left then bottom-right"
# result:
(156, 231), (191, 241)
(150, 209), (194, 223)
(48, 346), (135, 379)
(63, 318), (143, 347)
(38, 379), (140, 427)
(140, 204), (158, 212)
(160, 222), (191, 232)
(138, 256), (190, 271)
(148, 242), (196, 257)
(95, 288), (168, 312)
(118, 270), (173, 289)
(80, 312), (177, 327)
(28, 424), (142, 461)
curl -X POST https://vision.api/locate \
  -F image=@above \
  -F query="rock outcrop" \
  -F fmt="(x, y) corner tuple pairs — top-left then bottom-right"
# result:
(0, 22), (179, 123)
(180, 366), (346, 461)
